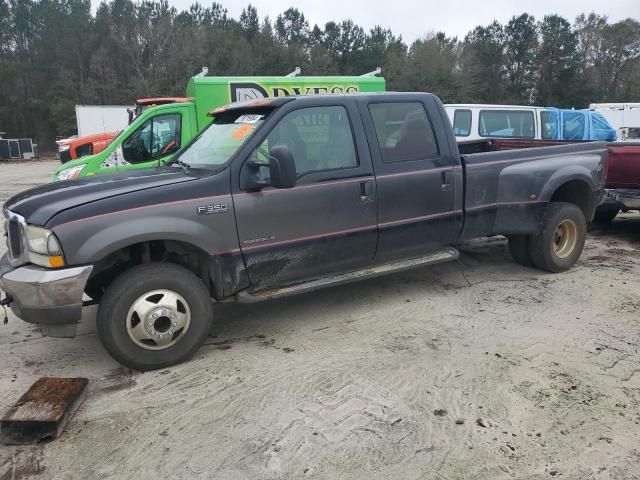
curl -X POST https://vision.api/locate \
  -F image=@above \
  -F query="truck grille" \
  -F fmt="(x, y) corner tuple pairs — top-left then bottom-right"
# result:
(8, 218), (22, 258)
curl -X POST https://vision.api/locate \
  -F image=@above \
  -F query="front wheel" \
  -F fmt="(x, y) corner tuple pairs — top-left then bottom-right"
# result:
(529, 203), (586, 273)
(97, 263), (213, 371)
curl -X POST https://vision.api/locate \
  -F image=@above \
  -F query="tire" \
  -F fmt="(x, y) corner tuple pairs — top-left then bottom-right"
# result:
(508, 235), (533, 267)
(529, 202), (586, 273)
(592, 207), (619, 224)
(97, 263), (213, 371)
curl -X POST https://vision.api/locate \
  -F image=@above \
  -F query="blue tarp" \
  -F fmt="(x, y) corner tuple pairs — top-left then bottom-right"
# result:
(542, 108), (617, 141)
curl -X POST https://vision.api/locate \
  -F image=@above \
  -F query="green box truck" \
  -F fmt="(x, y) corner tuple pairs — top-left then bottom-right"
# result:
(54, 71), (385, 181)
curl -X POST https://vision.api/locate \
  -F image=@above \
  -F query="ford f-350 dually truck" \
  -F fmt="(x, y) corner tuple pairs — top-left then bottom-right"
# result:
(1, 92), (607, 370)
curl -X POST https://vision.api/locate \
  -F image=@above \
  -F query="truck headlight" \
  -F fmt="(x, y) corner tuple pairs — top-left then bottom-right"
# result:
(58, 144), (71, 152)
(57, 164), (86, 181)
(24, 225), (65, 268)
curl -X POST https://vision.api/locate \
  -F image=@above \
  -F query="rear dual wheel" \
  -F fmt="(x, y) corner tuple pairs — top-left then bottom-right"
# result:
(509, 202), (586, 273)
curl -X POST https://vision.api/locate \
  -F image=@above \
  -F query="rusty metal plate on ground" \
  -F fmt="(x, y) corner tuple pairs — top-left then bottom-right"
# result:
(1, 377), (88, 444)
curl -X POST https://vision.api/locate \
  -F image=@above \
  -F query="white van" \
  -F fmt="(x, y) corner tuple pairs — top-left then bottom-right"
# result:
(445, 104), (546, 141)
(445, 104), (617, 142)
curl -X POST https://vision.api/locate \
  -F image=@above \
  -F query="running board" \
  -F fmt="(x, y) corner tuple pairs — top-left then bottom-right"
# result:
(234, 247), (459, 303)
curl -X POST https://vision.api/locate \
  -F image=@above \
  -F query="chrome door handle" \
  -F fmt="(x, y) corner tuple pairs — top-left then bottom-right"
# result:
(360, 181), (374, 201)
(441, 171), (452, 192)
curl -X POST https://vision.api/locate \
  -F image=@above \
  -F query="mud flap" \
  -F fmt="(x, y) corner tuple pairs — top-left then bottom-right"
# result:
(39, 323), (78, 338)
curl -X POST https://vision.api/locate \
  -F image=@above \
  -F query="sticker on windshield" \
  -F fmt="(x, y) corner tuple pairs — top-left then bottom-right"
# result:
(232, 124), (255, 140)
(236, 114), (263, 124)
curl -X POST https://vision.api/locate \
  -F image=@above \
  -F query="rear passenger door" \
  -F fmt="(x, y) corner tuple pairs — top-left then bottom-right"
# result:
(361, 98), (459, 262)
(233, 100), (378, 289)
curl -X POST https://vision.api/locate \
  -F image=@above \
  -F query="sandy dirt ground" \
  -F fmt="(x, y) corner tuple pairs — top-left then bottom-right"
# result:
(0, 159), (639, 480)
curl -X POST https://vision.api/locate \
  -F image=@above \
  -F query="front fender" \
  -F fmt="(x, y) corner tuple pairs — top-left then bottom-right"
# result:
(68, 216), (232, 264)
(50, 196), (239, 265)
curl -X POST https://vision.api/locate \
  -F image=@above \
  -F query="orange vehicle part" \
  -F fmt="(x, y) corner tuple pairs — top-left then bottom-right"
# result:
(57, 131), (119, 163)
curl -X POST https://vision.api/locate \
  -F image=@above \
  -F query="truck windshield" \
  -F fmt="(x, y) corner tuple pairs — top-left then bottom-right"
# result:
(176, 111), (268, 167)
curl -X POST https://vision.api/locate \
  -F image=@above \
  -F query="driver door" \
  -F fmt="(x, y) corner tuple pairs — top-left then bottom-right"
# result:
(120, 114), (182, 171)
(232, 101), (378, 289)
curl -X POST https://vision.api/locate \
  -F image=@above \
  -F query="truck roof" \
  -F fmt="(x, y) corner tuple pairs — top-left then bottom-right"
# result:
(446, 103), (545, 110)
(190, 75), (385, 85)
(209, 92), (432, 116)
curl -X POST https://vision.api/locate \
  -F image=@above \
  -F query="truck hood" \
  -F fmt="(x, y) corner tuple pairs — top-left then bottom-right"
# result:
(5, 168), (201, 226)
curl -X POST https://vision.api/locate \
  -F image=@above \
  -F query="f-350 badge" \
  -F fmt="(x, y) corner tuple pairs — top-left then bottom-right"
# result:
(197, 203), (228, 215)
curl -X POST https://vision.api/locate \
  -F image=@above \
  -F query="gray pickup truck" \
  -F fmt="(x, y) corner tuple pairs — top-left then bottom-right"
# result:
(1, 93), (607, 370)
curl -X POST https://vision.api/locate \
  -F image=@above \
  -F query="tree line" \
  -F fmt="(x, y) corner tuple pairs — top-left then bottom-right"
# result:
(0, 0), (639, 147)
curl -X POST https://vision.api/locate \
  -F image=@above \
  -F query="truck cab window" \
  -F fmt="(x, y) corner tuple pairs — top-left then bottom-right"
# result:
(122, 114), (181, 164)
(453, 110), (471, 136)
(368, 102), (439, 163)
(255, 106), (358, 175)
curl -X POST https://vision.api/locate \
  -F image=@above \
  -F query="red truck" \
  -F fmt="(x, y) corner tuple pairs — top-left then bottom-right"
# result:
(463, 139), (640, 223)
(57, 97), (188, 164)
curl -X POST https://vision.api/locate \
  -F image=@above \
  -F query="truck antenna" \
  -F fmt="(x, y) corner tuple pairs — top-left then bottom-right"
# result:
(195, 67), (209, 78)
(286, 67), (301, 77)
(361, 67), (382, 77)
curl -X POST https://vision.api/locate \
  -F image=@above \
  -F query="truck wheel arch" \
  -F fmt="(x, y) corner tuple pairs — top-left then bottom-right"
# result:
(546, 178), (594, 221)
(85, 239), (223, 302)
(539, 166), (597, 220)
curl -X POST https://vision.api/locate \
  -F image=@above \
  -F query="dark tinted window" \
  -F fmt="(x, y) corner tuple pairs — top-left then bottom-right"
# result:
(478, 110), (534, 138)
(368, 102), (439, 163)
(453, 109), (471, 136)
(256, 106), (358, 174)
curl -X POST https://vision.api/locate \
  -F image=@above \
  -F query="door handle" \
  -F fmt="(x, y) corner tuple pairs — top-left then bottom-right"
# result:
(441, 170), (452, 192)
(360, 181), (374, 202)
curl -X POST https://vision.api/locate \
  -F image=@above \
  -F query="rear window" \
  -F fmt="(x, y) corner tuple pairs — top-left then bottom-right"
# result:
(479, 110), (535, 138)
(453, 110), (471, 136)
(368, 102), (439, 163)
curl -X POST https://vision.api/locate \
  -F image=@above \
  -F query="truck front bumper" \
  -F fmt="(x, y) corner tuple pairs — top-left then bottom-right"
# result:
(0, 254), (93, 337)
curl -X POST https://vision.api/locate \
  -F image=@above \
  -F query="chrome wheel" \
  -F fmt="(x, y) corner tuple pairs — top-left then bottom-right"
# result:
(126, 289), (191, 350)
(552, 219), (578, 259)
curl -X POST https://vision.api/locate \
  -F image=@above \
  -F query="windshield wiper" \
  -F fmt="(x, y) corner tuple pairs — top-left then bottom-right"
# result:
(165, 158), (191, 172)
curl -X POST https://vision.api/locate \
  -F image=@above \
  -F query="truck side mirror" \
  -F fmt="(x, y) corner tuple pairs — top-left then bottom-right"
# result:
(268, 145), (296, 189)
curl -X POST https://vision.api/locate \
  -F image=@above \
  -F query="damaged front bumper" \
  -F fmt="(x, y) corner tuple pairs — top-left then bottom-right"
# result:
(0, 253), (93, 337)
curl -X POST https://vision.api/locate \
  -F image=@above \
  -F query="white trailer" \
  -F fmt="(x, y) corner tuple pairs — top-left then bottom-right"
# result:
(589, 103), (640, 141)
(75, 105), (129, 137)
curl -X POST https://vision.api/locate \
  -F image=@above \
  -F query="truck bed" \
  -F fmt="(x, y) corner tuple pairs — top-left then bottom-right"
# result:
(460, 138), (640, 190)
(458, 141), (608, 239)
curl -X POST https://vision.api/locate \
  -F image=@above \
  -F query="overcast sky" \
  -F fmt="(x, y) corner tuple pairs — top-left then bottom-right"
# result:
(102, 0), (639, 43)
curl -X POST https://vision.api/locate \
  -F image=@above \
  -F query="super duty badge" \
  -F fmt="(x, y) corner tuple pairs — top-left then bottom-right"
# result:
(197, 203), (228, 215)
